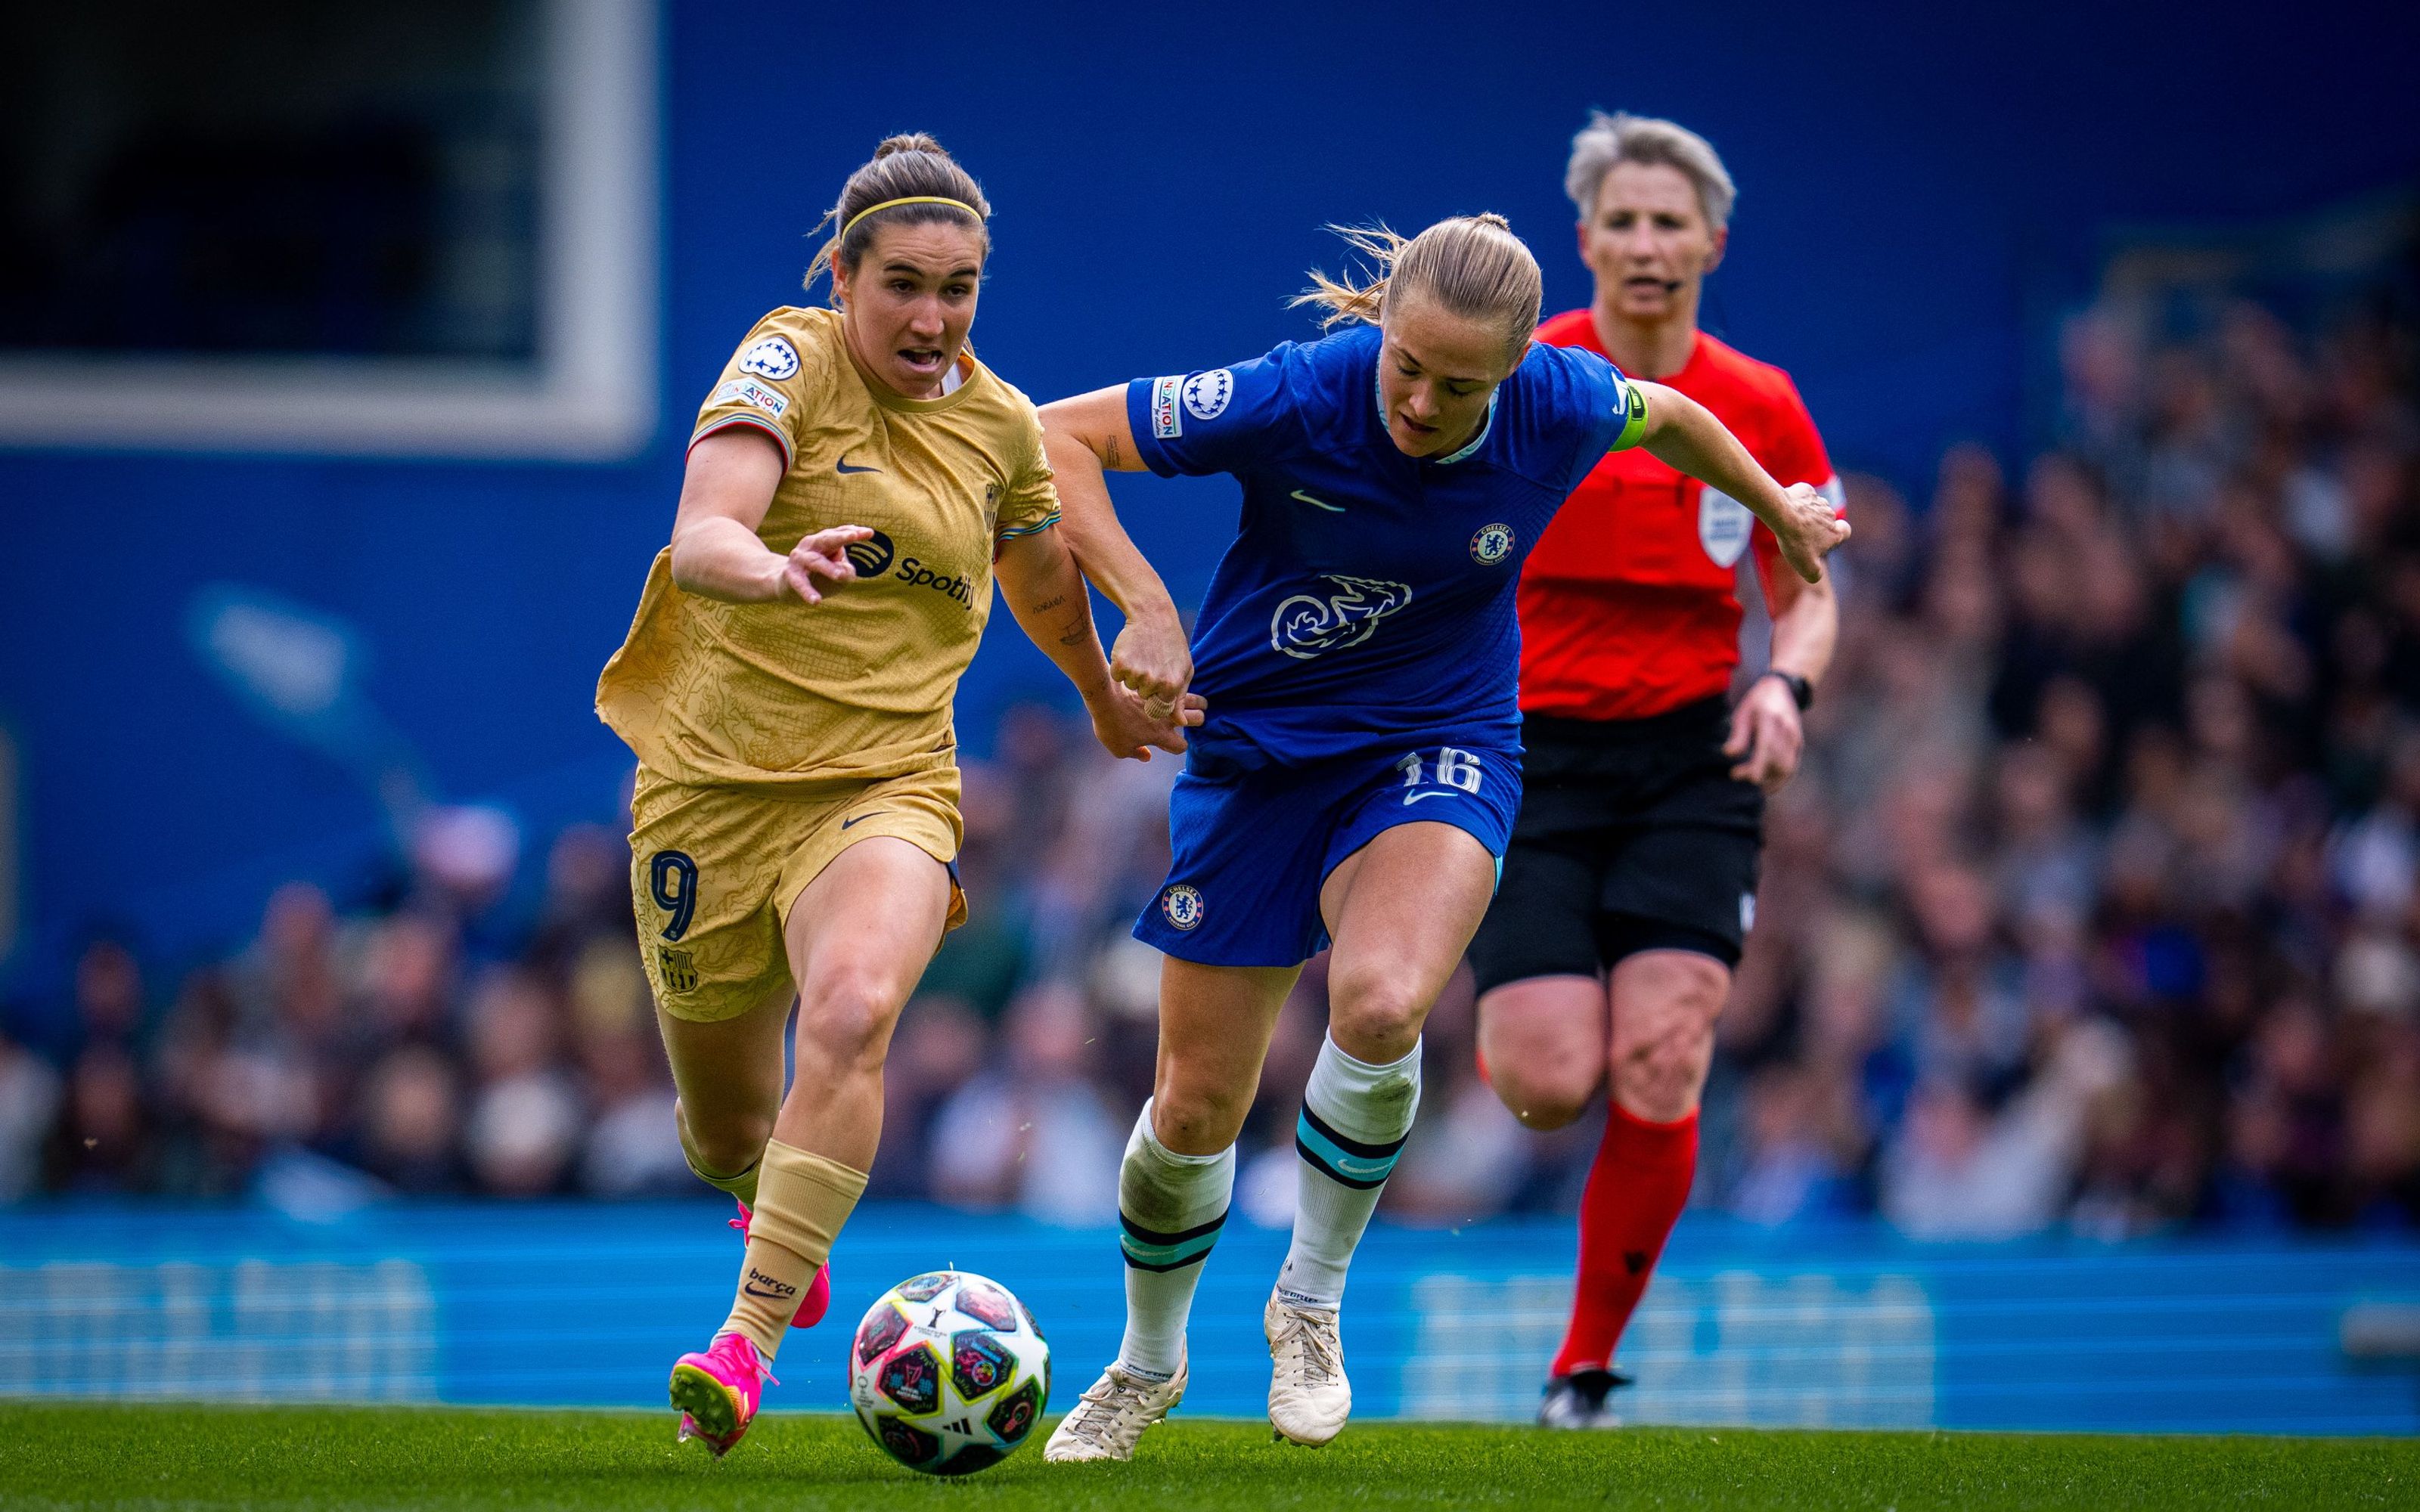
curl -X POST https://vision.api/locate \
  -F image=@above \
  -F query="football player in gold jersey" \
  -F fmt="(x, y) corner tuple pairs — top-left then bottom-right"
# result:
(594, 134), (1196, 1457)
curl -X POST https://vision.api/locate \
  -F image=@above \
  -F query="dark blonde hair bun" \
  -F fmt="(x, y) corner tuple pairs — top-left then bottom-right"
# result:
(805, 135), (991, 294)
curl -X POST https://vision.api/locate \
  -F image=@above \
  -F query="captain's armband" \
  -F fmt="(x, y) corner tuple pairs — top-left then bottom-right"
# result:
(1610, 376), (1651, 452)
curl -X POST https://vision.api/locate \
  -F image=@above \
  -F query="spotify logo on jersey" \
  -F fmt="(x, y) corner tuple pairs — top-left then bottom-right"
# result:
(845, 531), (895, 577)
(836, 529), (974, 612)
(893, 556), (976, 610)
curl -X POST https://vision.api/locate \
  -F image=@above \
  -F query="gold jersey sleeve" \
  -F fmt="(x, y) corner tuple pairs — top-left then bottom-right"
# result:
(684, 307), (832, 466)
(596, 307), (1065, 793)
(991, 395), (1063, 542)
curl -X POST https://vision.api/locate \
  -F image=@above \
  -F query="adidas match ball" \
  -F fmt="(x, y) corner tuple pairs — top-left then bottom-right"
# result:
(849, 1269), (1050, 1476)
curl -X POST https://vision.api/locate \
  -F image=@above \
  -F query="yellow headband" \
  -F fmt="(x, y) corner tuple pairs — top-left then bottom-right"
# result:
(841, 195), (982, 240)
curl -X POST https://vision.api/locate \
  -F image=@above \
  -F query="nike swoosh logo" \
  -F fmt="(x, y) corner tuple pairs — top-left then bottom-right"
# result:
(839, 811), (889, 829)
(1291, 489), (1345, 513)
(836, 457), (880, 474)
(742, 1283), (795, 1300)
(1403, 789), (1460, 804)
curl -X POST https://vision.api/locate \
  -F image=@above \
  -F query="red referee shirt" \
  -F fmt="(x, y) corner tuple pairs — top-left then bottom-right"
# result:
(1520, 310), (1838, 722)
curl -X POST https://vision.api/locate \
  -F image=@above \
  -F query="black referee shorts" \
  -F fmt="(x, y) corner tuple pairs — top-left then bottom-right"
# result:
(1469, 697), (1764, 993)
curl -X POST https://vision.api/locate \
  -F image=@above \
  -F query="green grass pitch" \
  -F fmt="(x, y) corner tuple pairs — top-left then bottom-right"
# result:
(0, 1405), (2410, 1510)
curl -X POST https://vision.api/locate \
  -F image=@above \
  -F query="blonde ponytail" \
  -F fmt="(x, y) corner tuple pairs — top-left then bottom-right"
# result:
(1292, 213), (1541, 361)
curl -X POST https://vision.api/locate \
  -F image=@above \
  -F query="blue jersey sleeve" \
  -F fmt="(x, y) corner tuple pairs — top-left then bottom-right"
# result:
(1553, 346), (1652, 493)
(1126, 345), (1310, 478)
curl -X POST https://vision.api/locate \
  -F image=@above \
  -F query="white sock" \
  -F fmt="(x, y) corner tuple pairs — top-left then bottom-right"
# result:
(1277, 1033), (1422, 1307)
(1115, 1099), (1234, 1379)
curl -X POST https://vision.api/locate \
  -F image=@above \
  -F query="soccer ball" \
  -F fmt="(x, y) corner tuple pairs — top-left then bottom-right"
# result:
(849, 1269), (1050, 1476)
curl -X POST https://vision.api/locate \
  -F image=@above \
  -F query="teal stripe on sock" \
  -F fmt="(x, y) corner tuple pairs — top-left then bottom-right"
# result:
(1120, 1227), (1221, 1270)
(1295, 1109), (1401, 1187)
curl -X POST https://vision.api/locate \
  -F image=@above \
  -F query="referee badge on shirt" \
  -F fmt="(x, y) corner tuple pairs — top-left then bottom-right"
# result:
(1469, 522), (1515, 565)
(1160, 883), (1205, 930)
(1699, 488), (1754, 568)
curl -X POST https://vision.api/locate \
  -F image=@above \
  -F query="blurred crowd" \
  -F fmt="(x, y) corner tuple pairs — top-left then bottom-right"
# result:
(4, 279), (2417, 1240)
(1707, 284), (2420, 1240)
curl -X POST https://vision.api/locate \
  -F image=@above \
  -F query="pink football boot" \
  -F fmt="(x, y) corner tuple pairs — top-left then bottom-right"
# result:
(731, 1201), (830, 1327)
(669, 1331), (777, 1458)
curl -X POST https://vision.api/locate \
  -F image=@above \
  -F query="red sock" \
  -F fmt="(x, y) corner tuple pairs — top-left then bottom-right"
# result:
(1550, 1103), (1698, 1378)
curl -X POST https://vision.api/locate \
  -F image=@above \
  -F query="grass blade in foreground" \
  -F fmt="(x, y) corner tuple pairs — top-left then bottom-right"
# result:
(0, 1405), (2410, 1511)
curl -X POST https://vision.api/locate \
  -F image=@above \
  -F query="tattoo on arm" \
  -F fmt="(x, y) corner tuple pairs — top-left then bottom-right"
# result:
(1028, 594), (1067, 614)
(1056, 627), (1090, 647)
(1103, 435), (1122, 469)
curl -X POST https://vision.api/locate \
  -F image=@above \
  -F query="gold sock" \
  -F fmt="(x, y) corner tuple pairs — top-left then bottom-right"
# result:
(721, 1139), (867, 1359)
(677, 1105), (762, 1210)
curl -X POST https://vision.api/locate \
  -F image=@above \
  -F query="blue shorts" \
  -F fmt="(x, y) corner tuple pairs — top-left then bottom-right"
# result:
(1134, 740), (1522, 968)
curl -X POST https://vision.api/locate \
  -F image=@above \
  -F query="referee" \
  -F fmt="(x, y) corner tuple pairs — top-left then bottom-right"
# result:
(1467, 111), (1842, 1429)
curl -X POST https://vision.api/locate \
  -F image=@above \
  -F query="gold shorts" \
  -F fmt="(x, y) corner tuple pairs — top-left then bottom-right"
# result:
(628, 764), (966, 1023)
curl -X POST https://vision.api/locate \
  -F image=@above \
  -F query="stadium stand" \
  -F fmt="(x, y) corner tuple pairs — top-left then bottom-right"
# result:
(8, 273), (2417, 1244)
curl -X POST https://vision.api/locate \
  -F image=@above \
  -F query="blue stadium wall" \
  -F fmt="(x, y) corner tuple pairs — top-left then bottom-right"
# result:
(2, 1205), (2414, 1434)
(3, 0), (2418, 991)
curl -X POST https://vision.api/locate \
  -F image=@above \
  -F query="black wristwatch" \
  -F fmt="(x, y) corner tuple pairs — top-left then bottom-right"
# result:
(1761, 670), (1814, 711)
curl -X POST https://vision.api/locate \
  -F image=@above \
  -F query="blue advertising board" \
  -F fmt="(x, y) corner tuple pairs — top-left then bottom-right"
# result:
(2, 1204), (2411, 1436)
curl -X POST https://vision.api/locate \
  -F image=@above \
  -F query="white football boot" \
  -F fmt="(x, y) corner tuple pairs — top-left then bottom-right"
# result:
(1264, 1290), (1350, 1445)
(1042, 1357), (1187, 1463)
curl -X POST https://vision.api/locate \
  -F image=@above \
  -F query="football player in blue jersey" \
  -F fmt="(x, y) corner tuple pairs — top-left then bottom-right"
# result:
(1034, 214), (1848, 1460)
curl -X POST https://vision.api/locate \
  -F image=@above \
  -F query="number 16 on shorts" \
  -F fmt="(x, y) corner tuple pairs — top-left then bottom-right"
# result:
(1398, 746), (1484, 804)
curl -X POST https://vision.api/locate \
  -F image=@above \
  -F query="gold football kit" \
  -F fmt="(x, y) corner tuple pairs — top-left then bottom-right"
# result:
(598, 306), (1061, 1021)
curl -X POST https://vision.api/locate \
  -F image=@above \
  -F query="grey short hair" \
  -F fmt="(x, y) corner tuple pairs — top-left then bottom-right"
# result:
(1565, 110), (1736, 231)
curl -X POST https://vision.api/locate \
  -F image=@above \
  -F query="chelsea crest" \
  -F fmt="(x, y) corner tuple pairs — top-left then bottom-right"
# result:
(1160, 884), (1205, 930)
(1469, 522), (1515, 565)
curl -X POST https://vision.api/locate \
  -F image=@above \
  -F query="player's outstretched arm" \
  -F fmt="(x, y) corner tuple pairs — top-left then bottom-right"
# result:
(996, 525), (1202, 761)
(1632, 383), (1850, 584)
(1037, 386), (1193, 709)
(667, 429), (870, 606)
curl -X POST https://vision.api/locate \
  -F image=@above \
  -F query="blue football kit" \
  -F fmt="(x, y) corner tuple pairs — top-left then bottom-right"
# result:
(1125, 324), (1650, 966)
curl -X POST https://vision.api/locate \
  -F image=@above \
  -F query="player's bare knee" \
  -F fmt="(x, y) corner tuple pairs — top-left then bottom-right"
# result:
(1150, 1085), (1245, 1157)
(1614, 1019), (1714, 1121)
(1494, 1064), (1594, 1130)
(796, 968), (904, 1073)
(685, 1108), (774, 1176)
(1505, 1088), (1590, 1131)
(1326, 970), (1428, 1060)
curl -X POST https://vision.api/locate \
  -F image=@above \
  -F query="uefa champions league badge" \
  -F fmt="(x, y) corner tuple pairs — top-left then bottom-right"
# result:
(740, 336), (800, 381)
(1181, 368), (1233, 422)
(1469, 522), (1515, 565)
(1161, 884), (1205, 930)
